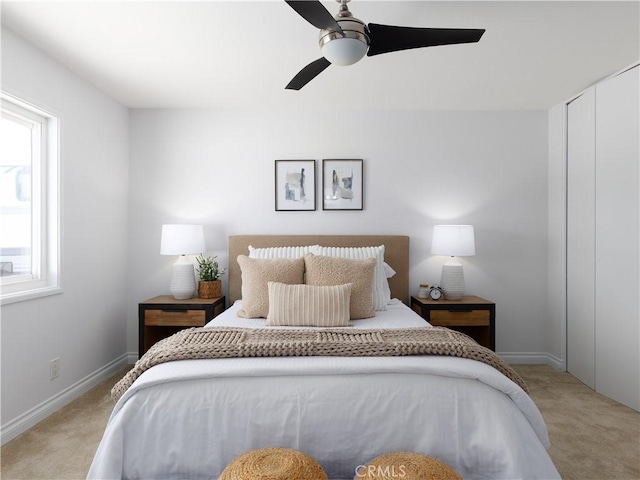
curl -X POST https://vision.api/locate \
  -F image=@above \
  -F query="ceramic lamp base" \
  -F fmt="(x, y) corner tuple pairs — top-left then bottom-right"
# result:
(170, 256), (196, 299)
(440, 262), (465, 300)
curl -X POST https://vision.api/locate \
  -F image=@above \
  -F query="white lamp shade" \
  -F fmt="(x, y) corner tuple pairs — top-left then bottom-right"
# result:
(160, 224), (205, 256)
(431, 225), (476, 257)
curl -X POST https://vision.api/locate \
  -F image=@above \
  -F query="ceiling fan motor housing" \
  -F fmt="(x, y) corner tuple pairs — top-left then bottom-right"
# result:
(319, 10), (370, 66)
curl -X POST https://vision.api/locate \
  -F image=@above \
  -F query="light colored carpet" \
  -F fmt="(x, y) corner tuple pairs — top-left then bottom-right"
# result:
(1, 365), (639, 479)
(1, 367), (131, 480)
(513, 364), (640, 480)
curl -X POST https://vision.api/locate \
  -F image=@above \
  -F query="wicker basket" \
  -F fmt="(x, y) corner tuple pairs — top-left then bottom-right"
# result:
(198, 280), (221, 298)
(219, 447), (327, 480)
(357, 452), (462, 480)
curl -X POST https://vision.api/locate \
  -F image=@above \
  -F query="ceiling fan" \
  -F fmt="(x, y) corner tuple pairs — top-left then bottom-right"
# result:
(285, 0), (485, 90)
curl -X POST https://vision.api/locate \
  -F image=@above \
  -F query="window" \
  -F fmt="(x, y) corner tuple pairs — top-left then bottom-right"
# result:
(1, 93), (59, 304)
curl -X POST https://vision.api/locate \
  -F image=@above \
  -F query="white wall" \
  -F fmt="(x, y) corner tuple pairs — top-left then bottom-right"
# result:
(546, 104), (567, 369)
(0, 29), (130, 442)
(128, 109), (549, 361)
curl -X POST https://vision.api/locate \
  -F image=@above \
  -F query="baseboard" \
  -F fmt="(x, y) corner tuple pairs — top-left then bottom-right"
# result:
(499, 351), (565, 369)
(127, 351), (138, 364)
(0, 353), (129, 446)
(545, 353), (565, 371)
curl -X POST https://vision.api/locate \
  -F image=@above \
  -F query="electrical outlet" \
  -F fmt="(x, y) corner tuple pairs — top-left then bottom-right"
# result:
(50, 358), (60, 380)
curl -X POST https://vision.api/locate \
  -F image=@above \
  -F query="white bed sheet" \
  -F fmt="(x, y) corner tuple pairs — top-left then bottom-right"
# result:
(88, 301), (559, 480)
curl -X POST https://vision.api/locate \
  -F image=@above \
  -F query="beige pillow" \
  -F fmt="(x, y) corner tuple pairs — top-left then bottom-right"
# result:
(304, 254), (376, 319)
(310, 245), (390, 310)
(266, 282), (352, 327)
(237, 255), (305, 318)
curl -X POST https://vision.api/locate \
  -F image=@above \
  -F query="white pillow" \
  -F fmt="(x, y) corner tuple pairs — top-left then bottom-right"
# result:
(310, 245), (390, 310)
(248, 245), (318, 259)
(266, 282), (352, 327)
(383, 262), (396, 278)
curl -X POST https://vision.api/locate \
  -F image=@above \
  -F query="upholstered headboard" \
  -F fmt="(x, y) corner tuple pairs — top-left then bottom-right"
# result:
(228, 235), (410, 305)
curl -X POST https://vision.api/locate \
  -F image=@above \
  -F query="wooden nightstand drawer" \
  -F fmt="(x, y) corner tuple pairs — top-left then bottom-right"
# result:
(145, 309), (206, 326)
(430, 309), (490, 326)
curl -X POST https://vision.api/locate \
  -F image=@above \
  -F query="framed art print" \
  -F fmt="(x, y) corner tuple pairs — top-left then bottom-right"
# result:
(322, 159), (363, 210)
(274, 159), (316, 211)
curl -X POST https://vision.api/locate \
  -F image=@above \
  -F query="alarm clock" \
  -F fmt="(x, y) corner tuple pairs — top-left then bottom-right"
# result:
(428, 285), (443, 300)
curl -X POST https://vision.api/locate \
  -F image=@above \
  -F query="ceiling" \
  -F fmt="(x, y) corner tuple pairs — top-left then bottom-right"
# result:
(2, 1), (638, 110)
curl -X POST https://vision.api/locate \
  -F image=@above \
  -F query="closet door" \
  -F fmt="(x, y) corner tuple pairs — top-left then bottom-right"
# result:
(566, 87), (596, 389)
(594, 66), (640, 411)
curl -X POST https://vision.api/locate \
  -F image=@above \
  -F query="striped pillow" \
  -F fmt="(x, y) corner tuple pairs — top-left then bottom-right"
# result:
(266, 282), (352, 327)
(248, 245), (318, 259)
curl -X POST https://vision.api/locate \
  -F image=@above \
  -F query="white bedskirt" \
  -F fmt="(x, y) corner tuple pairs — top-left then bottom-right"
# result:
(88, 302), (560, 480)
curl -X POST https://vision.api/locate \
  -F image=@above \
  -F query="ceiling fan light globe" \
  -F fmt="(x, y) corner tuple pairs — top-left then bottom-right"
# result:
(321, 37), (368, 66)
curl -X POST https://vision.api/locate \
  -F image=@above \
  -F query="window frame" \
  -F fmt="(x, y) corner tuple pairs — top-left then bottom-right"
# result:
(1, 92), (61, 304)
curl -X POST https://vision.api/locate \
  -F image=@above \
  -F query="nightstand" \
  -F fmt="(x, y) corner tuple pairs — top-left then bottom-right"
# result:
(138, 295), (226, 357)
(411, 295), (495, 351)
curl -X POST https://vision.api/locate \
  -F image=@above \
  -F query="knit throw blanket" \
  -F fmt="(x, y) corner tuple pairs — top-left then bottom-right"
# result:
(112, 326), (527, 401)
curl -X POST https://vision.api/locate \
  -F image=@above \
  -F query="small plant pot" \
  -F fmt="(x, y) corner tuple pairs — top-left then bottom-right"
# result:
(198, 280), (221, 299)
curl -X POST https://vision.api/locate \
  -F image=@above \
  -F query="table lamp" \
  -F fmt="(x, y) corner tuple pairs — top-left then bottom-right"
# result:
(431, 225), (475, 300)
(160, 224), (206, 299)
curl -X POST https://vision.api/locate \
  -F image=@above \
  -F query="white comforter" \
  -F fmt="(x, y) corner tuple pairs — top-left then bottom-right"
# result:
(88, 301), (560, 480)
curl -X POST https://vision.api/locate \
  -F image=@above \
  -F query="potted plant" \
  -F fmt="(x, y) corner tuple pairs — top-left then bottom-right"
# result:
(195, 255), (225, 298)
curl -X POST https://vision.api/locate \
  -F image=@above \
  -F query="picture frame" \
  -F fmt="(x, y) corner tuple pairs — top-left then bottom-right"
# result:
(274, 159), (316, 211)
(322, 159), (363, 210)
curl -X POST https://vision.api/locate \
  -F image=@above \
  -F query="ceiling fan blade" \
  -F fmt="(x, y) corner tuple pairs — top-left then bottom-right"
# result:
(285, 1), (343, 34)
(285, 57), (332, 90)
(367, 23), (485, 57)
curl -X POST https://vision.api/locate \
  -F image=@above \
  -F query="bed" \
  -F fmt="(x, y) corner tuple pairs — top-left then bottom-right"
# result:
(88, 235), (560, 480)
